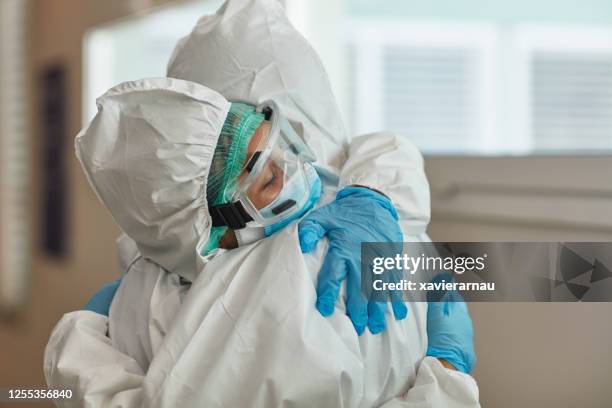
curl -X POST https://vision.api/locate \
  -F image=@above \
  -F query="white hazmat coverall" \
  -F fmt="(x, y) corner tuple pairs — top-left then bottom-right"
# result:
(45, 78), (479, 408)
(44, 0), (480, 406)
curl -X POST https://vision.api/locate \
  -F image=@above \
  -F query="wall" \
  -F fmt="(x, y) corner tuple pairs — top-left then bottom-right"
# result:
(0, 1), (191, 407)
(426, 156), (612, 408)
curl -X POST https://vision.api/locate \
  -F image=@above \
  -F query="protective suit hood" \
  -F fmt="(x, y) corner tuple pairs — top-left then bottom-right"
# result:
(75, 78), (230, 282)
(167, 0), (348, 169)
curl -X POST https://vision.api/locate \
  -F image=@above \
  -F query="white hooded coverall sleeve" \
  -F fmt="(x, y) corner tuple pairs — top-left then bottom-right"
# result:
(338, 131), (430, 236)
(44, 312), (149, 408)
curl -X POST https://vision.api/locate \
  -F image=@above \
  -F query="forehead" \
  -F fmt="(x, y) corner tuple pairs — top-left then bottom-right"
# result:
(247, 121), (271, 155)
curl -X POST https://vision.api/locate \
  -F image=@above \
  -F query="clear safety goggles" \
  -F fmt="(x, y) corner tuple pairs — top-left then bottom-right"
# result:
(209, 102), (316, 230)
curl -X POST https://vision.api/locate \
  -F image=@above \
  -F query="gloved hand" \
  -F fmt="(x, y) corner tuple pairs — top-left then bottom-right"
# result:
(298, 186), (407, 335)
(83, 278), (122, 316)
(426, 274), (476, 374)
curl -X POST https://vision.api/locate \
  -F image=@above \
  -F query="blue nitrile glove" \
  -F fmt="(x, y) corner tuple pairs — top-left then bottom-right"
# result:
(426, 273), (476, 374)
(298, 186), (407, 335)
(83, 278), (122, 316)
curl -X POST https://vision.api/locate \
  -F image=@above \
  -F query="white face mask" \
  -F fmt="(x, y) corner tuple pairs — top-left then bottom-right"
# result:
(258, 166), (311, 219)
(262, 163), (321, 237)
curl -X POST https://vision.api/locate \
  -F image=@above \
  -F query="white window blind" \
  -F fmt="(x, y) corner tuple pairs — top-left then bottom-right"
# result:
(383, 47), (481, 152)
(345, 22), (497, 154)
(345, 22), (612, 155)
(531, 52), (612, 151)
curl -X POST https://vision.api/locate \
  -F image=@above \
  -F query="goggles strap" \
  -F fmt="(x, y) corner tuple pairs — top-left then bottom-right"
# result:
(245, 151), (262, 173)
(262, 106), (273, 120)
(209, 201), (253, 229)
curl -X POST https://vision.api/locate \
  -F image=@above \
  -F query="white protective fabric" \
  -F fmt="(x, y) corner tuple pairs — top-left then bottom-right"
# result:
(110, 223), (423, 407)
(75, 78), (229, 283)
(98, 130), (477, 407)
(167, 0), (348, 172)
(44, 128), (479, 407)
(167, 0), (429, 236)
(45, 312), (480, 408)
(107, 130), (429, 373)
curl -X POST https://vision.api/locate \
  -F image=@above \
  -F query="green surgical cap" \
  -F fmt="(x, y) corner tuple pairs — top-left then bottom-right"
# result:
(203, 102), (265, 255)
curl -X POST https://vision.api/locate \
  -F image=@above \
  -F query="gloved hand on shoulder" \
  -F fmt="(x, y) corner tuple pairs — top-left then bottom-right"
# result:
(298, 186), (408, 335)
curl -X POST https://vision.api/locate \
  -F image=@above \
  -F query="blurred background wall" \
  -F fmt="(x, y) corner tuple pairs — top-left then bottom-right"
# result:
(1, 2), (205, 408)
(0, 0), (611, 407)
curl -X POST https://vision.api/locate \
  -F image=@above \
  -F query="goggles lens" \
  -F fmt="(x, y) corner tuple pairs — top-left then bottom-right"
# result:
(235, 111), (316, 225)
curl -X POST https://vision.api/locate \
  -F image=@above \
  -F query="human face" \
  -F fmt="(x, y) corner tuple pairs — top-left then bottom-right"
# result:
(238, 121), (285, 209)
(219, 121), (284, 250)
(219, 119), (317, 249)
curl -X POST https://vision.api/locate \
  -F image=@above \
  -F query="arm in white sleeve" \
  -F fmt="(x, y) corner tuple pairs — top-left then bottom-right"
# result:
(338, 131), (431, 235)
(381, 357), (480, 408)
(44, 311), (148, 408)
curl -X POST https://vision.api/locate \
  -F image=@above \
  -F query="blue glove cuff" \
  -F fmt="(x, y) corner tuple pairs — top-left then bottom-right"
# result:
(337, 186), (399, 220)
(83, 278), (122, 316)
(427, 346), (475, 374)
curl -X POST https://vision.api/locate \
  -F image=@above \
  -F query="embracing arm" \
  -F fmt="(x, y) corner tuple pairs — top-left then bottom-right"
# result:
(299, 131), (431, 334)
(44, 312), (147, 408)
(339, 131), (431, 235)
(44, 273), (155, 408)
(381, 357), (480, 408)
(382, 279), (480, 407)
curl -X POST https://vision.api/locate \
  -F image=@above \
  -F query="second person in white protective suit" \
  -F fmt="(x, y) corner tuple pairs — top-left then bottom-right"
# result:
(165, 0), (433, 334)
(44, 0), (479, 405)
(45, 77), (479, 407)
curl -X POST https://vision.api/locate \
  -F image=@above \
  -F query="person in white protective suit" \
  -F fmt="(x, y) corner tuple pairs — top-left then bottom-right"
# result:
(45, 77), (478, 408)
(43, 0), (480, 406)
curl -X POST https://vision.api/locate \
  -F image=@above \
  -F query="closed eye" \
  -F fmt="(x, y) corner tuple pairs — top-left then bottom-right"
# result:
(263, 165), (279, 189)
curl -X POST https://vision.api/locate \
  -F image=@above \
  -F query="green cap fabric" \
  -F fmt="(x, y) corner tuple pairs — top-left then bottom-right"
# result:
(203, 102), (265, 254)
